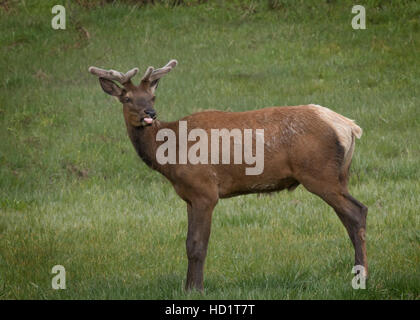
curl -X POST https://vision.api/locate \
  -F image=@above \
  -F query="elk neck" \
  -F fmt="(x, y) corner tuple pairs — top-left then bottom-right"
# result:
(124, 119), (171, 176)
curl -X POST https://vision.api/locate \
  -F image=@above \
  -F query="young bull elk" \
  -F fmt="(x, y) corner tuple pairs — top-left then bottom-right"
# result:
(89, 60), (368, 291)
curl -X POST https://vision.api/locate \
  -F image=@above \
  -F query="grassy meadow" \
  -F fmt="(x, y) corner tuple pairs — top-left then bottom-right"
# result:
(0, 0), (419, 299)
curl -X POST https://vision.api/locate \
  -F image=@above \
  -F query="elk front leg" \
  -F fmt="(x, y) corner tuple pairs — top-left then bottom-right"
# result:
(185, 200), (216, 291)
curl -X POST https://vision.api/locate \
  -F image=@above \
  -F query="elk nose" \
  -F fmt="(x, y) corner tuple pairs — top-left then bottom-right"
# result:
(145, 109), (156, 119)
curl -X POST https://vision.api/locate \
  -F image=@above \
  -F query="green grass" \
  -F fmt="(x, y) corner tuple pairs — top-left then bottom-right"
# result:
(0, 0), (419, 299)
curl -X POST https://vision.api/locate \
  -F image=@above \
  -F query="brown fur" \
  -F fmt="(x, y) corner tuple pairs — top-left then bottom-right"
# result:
(91, 65), (368, 291)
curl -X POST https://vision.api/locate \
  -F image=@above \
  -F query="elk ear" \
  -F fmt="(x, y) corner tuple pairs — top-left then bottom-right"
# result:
(99, 78), (124, 96)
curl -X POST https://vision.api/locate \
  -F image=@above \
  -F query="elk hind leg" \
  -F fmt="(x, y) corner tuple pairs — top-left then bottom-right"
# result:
(301, 177), (368, 277)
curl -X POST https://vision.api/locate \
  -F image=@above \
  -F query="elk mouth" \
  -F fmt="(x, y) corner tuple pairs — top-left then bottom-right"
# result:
(142, 109), (157, 126)
(141, 116), (155, 126)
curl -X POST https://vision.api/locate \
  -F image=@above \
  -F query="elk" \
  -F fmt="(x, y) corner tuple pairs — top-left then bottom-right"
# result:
(89, 60), (368, 291)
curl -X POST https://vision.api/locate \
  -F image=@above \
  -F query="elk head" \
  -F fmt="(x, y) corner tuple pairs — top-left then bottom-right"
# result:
(89, 60), (177, 127)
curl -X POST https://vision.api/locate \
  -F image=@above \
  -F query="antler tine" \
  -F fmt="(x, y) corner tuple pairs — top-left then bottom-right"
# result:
(149, 59), (178, 82)
(141, 66), (155, 82)
(139, 59), (178, 83)
(88, 66), (139, 84)
(123, 68), (139, 83)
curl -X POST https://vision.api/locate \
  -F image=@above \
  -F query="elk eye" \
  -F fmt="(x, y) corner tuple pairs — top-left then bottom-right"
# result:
(123, 97), (131, 103)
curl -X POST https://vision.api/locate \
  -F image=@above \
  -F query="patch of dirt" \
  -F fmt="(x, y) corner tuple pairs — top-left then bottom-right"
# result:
(0, 0), (10, 12)
(65, 163), (89, 179)
(6, 39), (28, 49)
(33, 69), (49, 80)
(24, 136), (42, 148)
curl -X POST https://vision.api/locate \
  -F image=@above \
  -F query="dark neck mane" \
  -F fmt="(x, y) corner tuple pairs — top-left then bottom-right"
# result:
(125, 120), (171, 177)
